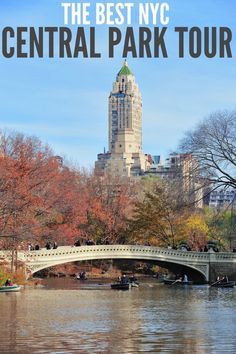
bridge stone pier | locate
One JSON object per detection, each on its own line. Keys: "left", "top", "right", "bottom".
{"left": 0, "top": 245, "right": 236, "bottom": 283}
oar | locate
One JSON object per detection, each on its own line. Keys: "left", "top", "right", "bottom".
{"left": 171, "top": 279, "right": 181, "bottom": 286}
{"left": 210, "top": 279, "right": 221, "bottom": 287}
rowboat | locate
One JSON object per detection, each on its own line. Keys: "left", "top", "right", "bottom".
{"left": 163, "top": 279, "right": 193, "bottom": 285}
{"left": 0, "top": 285, "right": 21, "bottom": 293}
{"left": 210, "top": 281, "right": 235, "bottom": 288}
{"left": 111, "top": 283, "right": 130, "bottom": 290}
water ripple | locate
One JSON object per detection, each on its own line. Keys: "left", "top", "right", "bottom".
{"left": 0, "top": 279, "right": 236, "bottom": 353}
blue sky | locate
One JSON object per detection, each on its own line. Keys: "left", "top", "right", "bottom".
{"left": 0, "top": 0, "right": 236, "bottom": 168}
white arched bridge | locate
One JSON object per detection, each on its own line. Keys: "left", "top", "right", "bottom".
{"left": 1, "top": 245, "right": 236, "bottom": 282}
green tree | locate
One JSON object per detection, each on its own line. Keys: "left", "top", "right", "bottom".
{"left": 204, "top": 207, "right": 236, "bottom": 250}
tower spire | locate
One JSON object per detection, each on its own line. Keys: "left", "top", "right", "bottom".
{"left": 118, "top": 60, "right": 133, "bottom": 76}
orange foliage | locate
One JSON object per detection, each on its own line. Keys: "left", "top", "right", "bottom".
{"left": 0, "top": 132, "right": 87, "bottom": 248}
{"left": 0, "top": 131, "right": 135, "bottom": 249}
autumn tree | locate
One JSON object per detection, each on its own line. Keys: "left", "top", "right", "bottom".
{"left": 0, "top": 130, "right": 140, "bottom": 250}
{"left": 35, "top": 166, "right": 88, "bottom": 246}
{"left": 180, "top": 111, "right": 236, "bottom": 195}
{"left": 0, "top": 131, "right": 87, "bottom": 248}
{"left": 80, "top": 173, "right": 137, "bottom": 244}
{"left": 181, "top": 213, "right": 209, "bottom": 250}
{"left": 129, "top": 179, "right": 187, "bottom": 247}
{"left": 0, "top": 132, "right": 53, "bottom": 246}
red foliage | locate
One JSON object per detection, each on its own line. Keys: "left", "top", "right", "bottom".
{"left": 0, "top": 131, "right": 136, "bottom": 249}
{"left": 0, "top": 132, "right": 87, "bottom": 248}
{"left": 81, "top": 173, "right": 136, "bottom": 243}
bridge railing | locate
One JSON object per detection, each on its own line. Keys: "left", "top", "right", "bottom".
{"left": 16, "top": 245, "right": 213, "bottom": 262}
{"left": 1, "top": 245, "right": 236, "bottom": 262}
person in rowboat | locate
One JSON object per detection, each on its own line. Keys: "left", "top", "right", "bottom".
{"left": 221, "top": 275, "right": 228, "bottom": 283}
{"left": 121, "top": 274, "right": 129, "bottom": 284}
{"left": 4, "top": 279, "right": 13, "bottom": 286}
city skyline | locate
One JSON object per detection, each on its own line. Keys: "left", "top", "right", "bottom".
{"left": 0, "top": 0, "right": 236, "bottom": 168}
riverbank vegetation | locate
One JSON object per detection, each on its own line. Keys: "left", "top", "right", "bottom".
{"left": 0, "top": 267, "right": 26, "bottom": 286}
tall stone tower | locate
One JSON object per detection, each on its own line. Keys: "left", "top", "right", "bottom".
{"left": 109, "top": 60, "right": 142, "bottom": 155}
{"left": 96, "top": 61, "right": 148, "bottom": 177}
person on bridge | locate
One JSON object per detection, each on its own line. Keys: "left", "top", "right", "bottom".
{"left": 45, "top": 242, "right": 52, "bottom": 250}
{"left": 86, "top": 239, "right": 95, "bottom": 245}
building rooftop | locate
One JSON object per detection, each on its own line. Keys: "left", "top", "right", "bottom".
{"left": 118, "top": 60, "right": 133, "bottom": 76}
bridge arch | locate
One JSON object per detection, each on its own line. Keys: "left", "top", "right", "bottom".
{"left": 22, "top": 245, "right": 210, "bottom": 282}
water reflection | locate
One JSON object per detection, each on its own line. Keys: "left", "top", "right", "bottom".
{"left": 0, "top": 279, "right": 236, "bottom": 353}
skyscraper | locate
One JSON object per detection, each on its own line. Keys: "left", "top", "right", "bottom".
{"left": 96, "top": 61, "right": 149, "bottom": 176}
{"left": 109, "top": 59, "right": 142, "bottom": 154}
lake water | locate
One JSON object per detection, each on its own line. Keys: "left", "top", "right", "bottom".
{"left": 0, "top": 278, "right": 236, "bottom": 353}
